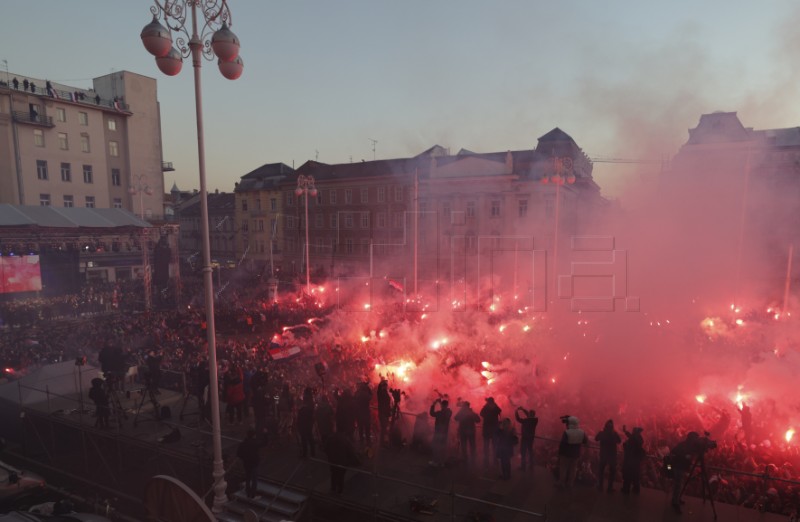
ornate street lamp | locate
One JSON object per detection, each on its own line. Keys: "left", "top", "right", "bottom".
{"left": 295, "top": 175, "right": 318, "bottom": 295}
{"left": 141, "top": 0, "right": 243, "bottom": 513}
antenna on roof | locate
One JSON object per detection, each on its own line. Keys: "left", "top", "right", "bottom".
{"left": 315, "top": 150, "right": 319, "bottom": 161}
{"left": 368, "top": 138, "right": 378, "bottom": 161}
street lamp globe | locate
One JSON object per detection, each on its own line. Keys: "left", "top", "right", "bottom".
{"left": 157, "top": 47, "right": 183, "bottom": 76}
{"left": 218, "top": 55, "right": 244, "bottom": 80}
{"left": 309, "top": 188, "right": 318, "bottom": 197}
{"left": 295, "top": 187, "right": 304, "bottom": 197}
{"left": 140, "top": 17, "right": 173, "bottom": 57}
{"left": 211, "top": 22, "right": 240, "bottom": 62}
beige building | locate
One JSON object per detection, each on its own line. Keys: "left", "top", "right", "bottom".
{"left": 0, "top": 71, "right": 170, "bottom": 220}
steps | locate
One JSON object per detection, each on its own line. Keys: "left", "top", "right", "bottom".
{"left": 217, "top": 480, "right": 307, "bottom": 522}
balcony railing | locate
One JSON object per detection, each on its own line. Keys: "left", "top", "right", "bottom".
{"left": 12, "top": 111, "right": 54, "bottom": 127}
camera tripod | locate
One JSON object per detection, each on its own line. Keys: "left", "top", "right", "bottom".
{"left": 679, "top": 453, "right": 718, "bottom": 520}
{"left": 133, "top": 386, "right": 162, "bottom": 427}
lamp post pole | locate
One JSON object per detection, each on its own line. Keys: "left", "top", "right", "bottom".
{"left": 141, "top": 0, "right": 243, "bottom": 513}
{"left": 295, "top": 174, "right": 317, "bottom": 294}
{"left": 129, "top": 174, "right": 154, "bottom": 310}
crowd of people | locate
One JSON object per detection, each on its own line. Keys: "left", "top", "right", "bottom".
{"left": 1, "top": 275, "right": 799, "bottom": 517}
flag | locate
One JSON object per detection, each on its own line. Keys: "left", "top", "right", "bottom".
{"left": 69, "top": 92, "right": 78, "bottom": 103}
{"left": 268, "top": 345, "right": 302, "bottom": 361}
{"left": 48, "top": 87, "right": 59, "bottom": 99}
{"left": 388, "top": 279, "right": 404, "bottom": 292}
{"left": 113, "top": 100, "right": 123, "bottom": 112}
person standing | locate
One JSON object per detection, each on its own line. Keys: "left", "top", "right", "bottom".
{"left": 429, "top": 398, "right": 452, "bottom": 467}
{"left": 377, "top": 380, "right": 391, "bottom": 447}
{"left": 297, "top": 389, "right": 316, "bottom": 458}
{"left": 515, "top": 407, "right": 538, "bottom": 471}
{"left": 354, "top": 381, "right": 373, "bottom": 445}
{"left": 480, "top": 397, "right": 502, "bottom": 470}
{"left": 88, "top": 378, "right": 110, "bottom": 429}
{"left": 315, "top": 395, "right": 335, "bottom": 443}
{"left": 224, "top": 364, "right": 245, "bottom": 425}
{"left": 325, "top": 431, "right": 361, "bottom": 495}
{"left": 558, "top": 416, "right": 588, "bottom": 489}
{"left": 669, "top": 431, "right": 700, "bottom": 514}
{"left": 237, "top": 428, "right": 261, "bottom": 499}
{"left": 454, "top": 401, "right": 480, "bottom": 466}
{"left": 595, "top": 419, "right": 622, "bottom": 492}
{"left": 621, "top": 425, "right": 645, "bottom": 495}
{"left": 496, "top": 418, "right": 518, "bottom": 480}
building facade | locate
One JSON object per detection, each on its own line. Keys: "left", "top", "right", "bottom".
{"left": 280, "top": 129, "right": 603, "bottom": 301}
{"left": 0, "top": 71, "right": 170, "bottom": 220}
{"left": 178, "top": 191, "right": 236, "bottom": 270}
{"left": 233, "top": 163, "right": 293, "bottom": 275}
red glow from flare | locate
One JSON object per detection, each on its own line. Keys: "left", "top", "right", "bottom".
{"left": 786, "top": 429, "right": 795, "bottom": 443}
{"left": 695, "top": 394, "right": 706, "bottom": 404}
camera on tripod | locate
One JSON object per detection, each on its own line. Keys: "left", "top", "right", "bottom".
{"left": 693, "top": 431, "right": 718, "bottom": 454}
{"left": 560, "top": 415, "right": 572, "bottom": 425}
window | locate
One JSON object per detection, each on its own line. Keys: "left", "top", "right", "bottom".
{"left": 466, "top": 201, "right": 476, "bottom": 218}
{"left": 286, "top": 216, "right": 296, "bottom": 229}
{"left": 285, "top": 191, "right": 294, "bottom": 206}
{"left": 360, "top": 213, "right": 369, "bottom": 229}
{"left": 377, "top": 213, "right": 386, "bottom": 228}
{"left": 58, "top": 132, "right": 69, "bottom": 150}
{"left": 63, "top": 195, "right": 74, "bottom": 207}
{"left": 361, "top": 238, "right": 370, "bottom": 254}
{"left": 255, "top": 198, "right": 262, "bottom": 211}
{"left": 83, "top": 165, "right": 93, "bottom": 184}
{"left": 257, "top": 219, "right": 264, "bottom": 232}
{"left": 56, "top": 108, "right": 66, "bottom": 122}
{"left": 345, "top": 189, "right": 352, "bottom": 204}
{"left": 85, "top": 196, "right": 95, "bottom": 208}
{"left": 443, "top": 202, "right": 451, "bottom": 222}
{"left": 329, "top": 189, "right": 337, "bottom": 204}
{"left": 518, "top": 199, "right": 528, "bottom": 218}
{"left": 394, "top": 186, "right": 403, "bottom": 202}
{"left": 107, "top": 118, "right": 117, "bottom": 131}
{"left": 377, "top": 187, "right": 386, "bottom": 203}
{"left": 40, "top": 193, "right": 51, "bottom": 206}
{"left": 78, "top": 112, "right": 88, "bottom": 125}
{"left": 241, "top": 220, "right": 249, "bottom": 232}
{"left": 112, "top": 197, "right": 122, "bottom": 209}
{"left": 36, "top": 160, "right": 48, "bottom": 180}
{"left": 270, "top": 197, "right": 277, "bottom": 211}
{"left": 33, "top": 129, "right": 44, "bottom": 147}
{"left": 316, "top": 192, "right": 322, "bottom": 205}
{"left": 111, "top": 168, "right": 121, "bottom": 186}
{"left": 344, "top": 213, "right": 354, "bottom": 228}
{"left": 544, "top": 196, "right": 555, "bottom": 219}
{"left": 80, "top": 135, "right": 90, "bottom": 153}
{"left": 345, "top": 238, "right": 354, "bottom": 254}
{"left": 393, "top": 212, "right": 403, "bottom": 228}
{"left": 330, "top": 214, "right": 338, "bottom": 229}
{"left": 360, "top": 188, "right": 368, "bottom": 203}
{"left": 241, "top": 198, "right": 248, "bottom": 211}
{"left": 491, "top": 200, "right": 501, "bottom": 217}
{"left": 108, "top": 141, "right": 119, "bottom": 157}
{"left": 60, "top": 162, "right": 71, "bottom": 182}
{"left": 315, "top": 214, "right": 324, "bottom": 229}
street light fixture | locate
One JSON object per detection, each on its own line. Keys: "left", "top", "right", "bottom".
{"left": 295, "top": 175, "right": 318, "bottom": 295}
{"left": 141, "top": 0, "right": 242, "bottom": 513}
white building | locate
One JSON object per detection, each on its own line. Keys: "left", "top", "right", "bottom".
{"left": 0, "top": 70, "right": 171, "bottom": 220}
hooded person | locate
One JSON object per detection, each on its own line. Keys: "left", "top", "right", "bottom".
{"left": 621, "top": 425, "right": 645, "bottom": 495}
{"left": 558, "top": 416, "right": 588, "bottom": 489}
{"left": 480, "top": 397, "right": 502, "bottom": 469}
{"left": 595, "top": 419, "right": 622, "bottom": 492}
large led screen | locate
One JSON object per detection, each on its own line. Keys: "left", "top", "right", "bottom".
{"left": 0, "top": 255, "right": 43, "bottom": 294}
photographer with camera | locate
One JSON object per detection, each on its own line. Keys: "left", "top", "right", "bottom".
{"left": 558, "top": 415, "right": 588, "bottom": 489}
{"left": 514, "top": 407, "right": 538, "bottom": 472}
{"left": 668, "top": 431, "right": 699, "bottom": 513}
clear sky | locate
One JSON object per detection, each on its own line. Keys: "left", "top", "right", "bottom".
{"left": 3, "top": 1, "right": 799, "bottom": 199}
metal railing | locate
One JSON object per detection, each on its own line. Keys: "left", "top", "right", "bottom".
{"left": 12, "top": 110, "right": 54, "bottom": 127}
